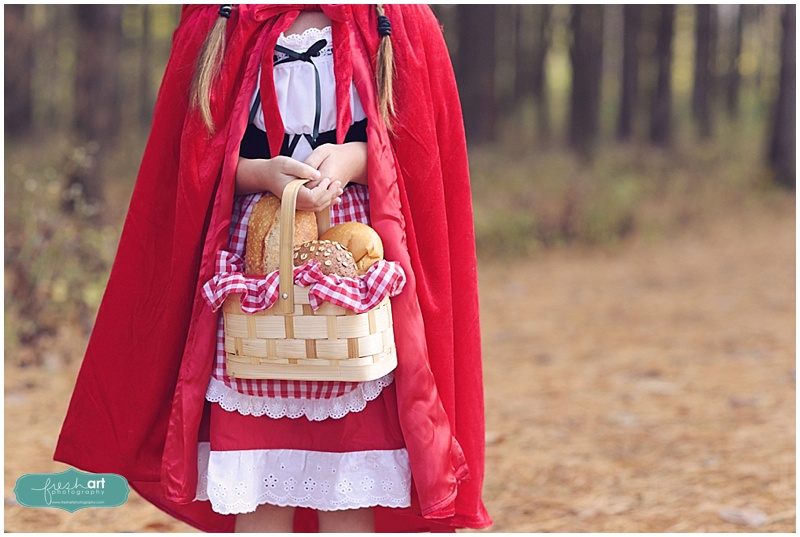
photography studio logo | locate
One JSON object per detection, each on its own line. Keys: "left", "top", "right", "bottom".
{"left": 14, "top": 468, "right": 130, "bottom": 512}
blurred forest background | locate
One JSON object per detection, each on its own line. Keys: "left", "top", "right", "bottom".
{"left": 4, "top": 4, "right": 796, "bottom": 533}
{"left": 4, "top": 4, "right": 795, "bottom": 348}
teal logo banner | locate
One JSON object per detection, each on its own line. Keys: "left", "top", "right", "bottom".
{"left": 14, "top": 468, "right": 130, "bottom": 512}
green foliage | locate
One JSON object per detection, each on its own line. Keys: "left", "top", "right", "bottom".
{"left": 469, "top": 111, "right": 792, "bottom": 260}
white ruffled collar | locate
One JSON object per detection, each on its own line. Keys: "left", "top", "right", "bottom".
{"left": 278, "top": 26, "right": 333, "bottom": 54}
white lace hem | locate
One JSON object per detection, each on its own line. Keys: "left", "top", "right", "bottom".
{"left": 195, "top": 443, "right": 411, "bottom": 514}
{"left": 205, "top": 374, "right": 394, "bottom": 421}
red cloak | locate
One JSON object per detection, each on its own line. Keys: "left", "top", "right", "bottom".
{"left": 54, "top": 5, "right": 490, "bottom": 532}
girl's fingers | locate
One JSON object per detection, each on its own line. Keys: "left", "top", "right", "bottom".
{"left": 327, "top": 180, "right": 342, "bottom": 194}
{"left": 295, "top": 179, "right": 339, "bottom": 212}
{"left": 309, "top": 178, "right": 332, "bottom": 196}
{"left": 281, "top": 157, "right": 321, "bottom": 181}
{"left": 307, "top": 179, "right": 339, "bottom": 201}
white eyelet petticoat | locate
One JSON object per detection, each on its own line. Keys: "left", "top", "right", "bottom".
{"left": 196, "top": 443, "right": 411, "bottom": 514}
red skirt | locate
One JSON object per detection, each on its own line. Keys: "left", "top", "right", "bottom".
{"left": 196, "top": 381, "right": 412, "bottom": 514}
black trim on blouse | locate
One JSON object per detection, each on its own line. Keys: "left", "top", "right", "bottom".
{"left": 239, "top": 119, "right": 368, "bottom": 160}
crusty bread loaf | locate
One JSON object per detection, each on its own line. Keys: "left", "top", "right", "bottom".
{"left": 293, "top": 240, "right": 359, "bottom": 278}
{"left": 318, "top": 222, "right": 384, "bottom": 275}
{"left": 245, "top": 194, "right": 318, "bottom": 275}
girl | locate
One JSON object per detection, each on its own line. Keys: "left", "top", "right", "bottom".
{"left": 56, "top": 5, "right": 490, "bottom": 533}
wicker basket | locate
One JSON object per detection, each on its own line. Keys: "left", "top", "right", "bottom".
{"left": 222, "top": 179, "right": 398, "bottom": 381}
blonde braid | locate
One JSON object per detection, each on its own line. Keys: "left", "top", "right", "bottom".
{"left": 375, "top": 4, "right": 395, "bottom": 129}
{"left": 190, "top": 6, "right": 232, "bottom": 132}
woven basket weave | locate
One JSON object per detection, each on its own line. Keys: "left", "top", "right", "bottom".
{"left": 222, "top": 179, "right": 398, "bottom": 381}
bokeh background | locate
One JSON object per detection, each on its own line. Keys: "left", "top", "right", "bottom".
{"left": 5, "top": 4, "right": 795, "bottom": 532}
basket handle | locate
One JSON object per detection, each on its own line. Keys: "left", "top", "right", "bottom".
{"left": 279, "top": 179, "right": 333, "bottom": 313}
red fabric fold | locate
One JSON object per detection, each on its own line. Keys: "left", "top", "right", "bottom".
{"left": 54, "top": 5, "right": 490, "bottom": 532}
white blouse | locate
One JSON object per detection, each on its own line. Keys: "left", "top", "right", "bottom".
{"left": 250, "top": 26, "right": 367, "bottom": 162}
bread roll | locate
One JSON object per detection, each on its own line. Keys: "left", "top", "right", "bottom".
{"left": 245, "top": 194, "right": 318, "bottom": 275}
{"left": 318, "top": 222, "right": 384, "bottom": 275}
{"left": 293, "top": 240, "right": 359, "bottom": 278}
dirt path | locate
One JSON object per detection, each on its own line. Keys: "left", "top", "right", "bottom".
{"left": 5, "top": 206, "right": 795, "bottom": 532}
{"left": 478, "top": 207, "right": 795, "bottom": 532}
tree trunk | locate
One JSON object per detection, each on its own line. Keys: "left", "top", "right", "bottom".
{"left": 532, "top": 5, "right": 552, "bottom": 145}
{"left": 724, "top": 5, "right": 744, "bottom": 118}
{"left": 692, "top": 5, "right": 716, "bottom": 138}
{"left": 4, "top": 5, "right": 33, "bottom": 137}
{"left": 513, "top": 5, "right": 551, "bottom": 144}
{"left": 513, "top": 4, "right": 531, "bottom": 103}
{"left": 749, "top": 5, "right": 766, "bottom": 94}
{"left": 455, "top": 5, "right": 497, "bottom": 145}
{"left": 495, "top": 5, "right": 517, "bottom": 116}
{"left": 69, "top": 4, "right": 124, "bottom": 215}
{"left": 649, "top": 5, "right": 674, "bottom": 147}
{"left": 30, "top": 5, "right": 73, "bottom": 132}
{"left": 768, "top": 4, "right": 795, "bottom": 189}
{"left": 568, "top": 5, "right": 604, "bottom": 160}
{"left": 139, "top": 5, "right": 153, "bottom": 127}
{"left": 618, "top": 4, "right": 642, "bottom": 141}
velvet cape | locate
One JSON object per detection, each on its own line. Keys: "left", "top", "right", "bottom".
{"left": 54, "top": 4, "right": 490, "bottom": 532}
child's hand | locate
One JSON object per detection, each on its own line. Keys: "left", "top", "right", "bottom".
{"left": 295, "top": 177, "right": 343, "bottom": 212}
{"left": 235, "top": 156, "right": 321, "bottom": 196}
{"left": 304, "top": 142, "right": 368, "bottom": 190}
{"left": 235, "top": 155, "right": 344, "bottom": 212}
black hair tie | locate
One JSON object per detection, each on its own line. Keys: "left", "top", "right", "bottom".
{"left": 377, "top": 15, "right": 392, "bottom": 37}
{"left": 218, "top": 5, "right": 233, "bottom": 19}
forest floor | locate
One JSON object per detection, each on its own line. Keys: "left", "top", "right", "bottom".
{"left": 4, "top": 194, "right": 795, "bottom": 533}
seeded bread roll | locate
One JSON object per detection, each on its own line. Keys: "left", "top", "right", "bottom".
{"left": 245, "top": 194, "right": 318, "bottom": 275}
{"left": 319, "top": 222, "right": 384, "bottom": 275}
{"left": 293, "top": 240, "right": 359, "bottom": 278}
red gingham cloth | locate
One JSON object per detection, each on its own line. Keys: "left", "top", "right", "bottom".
{"left": 208, "top": 185, "right": 404, "bottom": 399}
{"left": 203, "top": 254, "right": 404, "bottom": 314}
